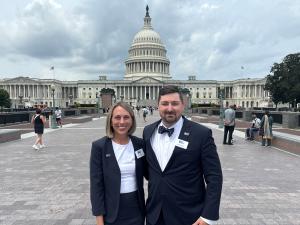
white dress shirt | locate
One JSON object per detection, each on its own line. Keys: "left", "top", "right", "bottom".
{"left": 112, "top": 139, "right": 137, "bottom": 193}
{"left": 150, "top": 117, "right": 216, "bottom": 225}
{"left": 150, "top": 117, "right": 183, "bottom": 171}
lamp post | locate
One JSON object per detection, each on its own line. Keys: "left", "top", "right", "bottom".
{"left": 50, "top": 84, "right": 58, "bottom": 129}
{"left": 96, "top": 92, "right": 100, "bottom": 114}
{"left": 120, "top": 95, "right": 124, "bottom": 102}
{"left": 218, "top": 84, "right": 225, "bottom": 128}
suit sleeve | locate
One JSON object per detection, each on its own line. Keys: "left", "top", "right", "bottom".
{"left": 200, "top": 129, "right": 223, "bottom": 220}
{"left": 142, "top": 138, "right": 149, "bottom": 181}
{"left": 90, "top": 141, "right": 106, "bottom": 216}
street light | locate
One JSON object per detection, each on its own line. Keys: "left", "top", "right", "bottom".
{"left": 120, "top": 95, "right": 124, "bottom": 102}
{"left": 96, "top": 92, "right": 100, "bottom": 114}
{"left": 50, "top": 84, "right": 58, "bottom": 129}
{"left": 218, "top": 84, "right": 225, "bottom": 128}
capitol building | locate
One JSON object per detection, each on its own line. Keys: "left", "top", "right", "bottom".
{"left": 0, "top": 6, "right": 270, "bottom": 109}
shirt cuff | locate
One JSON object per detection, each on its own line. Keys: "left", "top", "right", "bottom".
{"left": 200, "top": 217, "right": 217, "bottom": 225}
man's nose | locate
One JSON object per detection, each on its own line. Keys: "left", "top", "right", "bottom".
{"left": 167, "top": 104, "right": 173, "bottom": 111}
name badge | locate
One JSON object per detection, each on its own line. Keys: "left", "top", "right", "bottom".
{"left": 175, "top": 139, "right": 189, "bottom": 149}
{"left": 135, "top": 149, "right": 145, "bottom": 159}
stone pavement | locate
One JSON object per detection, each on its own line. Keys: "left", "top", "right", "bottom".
{"left": 0, "top": 111, "right": 299, "bottom": 225}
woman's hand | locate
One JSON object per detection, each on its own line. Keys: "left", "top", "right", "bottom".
{"left": 96, "top": 215, "right": 104, "bottom": 225}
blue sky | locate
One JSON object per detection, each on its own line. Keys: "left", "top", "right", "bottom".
{"left": 1, "top": 0, "right": 300, "bottom": 81}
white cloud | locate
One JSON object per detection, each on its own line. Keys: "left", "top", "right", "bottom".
{"left": 0, "top": 0, "right": 300, "bottom": 81}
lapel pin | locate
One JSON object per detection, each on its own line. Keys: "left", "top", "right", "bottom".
{"left": 184, "top": 132, "right": 190, "bottom": 136}
{"left": 105, "top": 154, "right": 111, "bottom": 158}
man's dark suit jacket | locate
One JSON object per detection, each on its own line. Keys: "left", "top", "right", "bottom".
{"left": 90, "top": 135, "right": 146, "bottom": 223}
{"left": 143, "top": 117, "right": 223, "bottom": 225}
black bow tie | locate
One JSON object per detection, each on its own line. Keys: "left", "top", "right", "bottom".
{"left": 158, "top": 125, "right": 174, "bottom": 137}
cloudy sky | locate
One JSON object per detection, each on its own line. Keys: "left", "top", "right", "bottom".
{"left": 1, "top": 0, "right": 300, "bottom": 81}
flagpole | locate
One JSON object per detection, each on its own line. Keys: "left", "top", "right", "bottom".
{"left": 50, "top": 66, "right": 55, "bottom": 80}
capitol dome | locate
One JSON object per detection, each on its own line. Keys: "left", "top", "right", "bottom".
{"left": 132, "top": 29, "right": 162, "bottom": 45}
{"left": 124, "top": 5, "right": 171, "bottom": 81}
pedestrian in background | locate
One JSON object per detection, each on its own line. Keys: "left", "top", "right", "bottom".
{"left": 223, "top": 105, "right": 236, "bottom": 145}
{"left": 142, "top": 106, "right": 148, "bottom": 122}
{"left": 260, "top": 111, "right": 273, "bottom": 147}
{"left": 245, "top": 113, "right": 261, "bottom": 140}
{"left": 90, "top": 102, "right": 147, "bottom": 225}
{"left": 55, "top": 107, "right": 62, "bottom": 127}
{"left": 31, "top": 108, "right": 46, "bottom": 150}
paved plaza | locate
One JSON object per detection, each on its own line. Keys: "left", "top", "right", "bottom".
{"left": 0, "top": 112, "right": 300, "bottom": 225}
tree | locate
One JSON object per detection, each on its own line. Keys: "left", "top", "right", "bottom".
{"left": 100, "top": 88, "right": 115, "bottom": 96}
{"left": 0, "top": 89, "right": 11, "bottom": 109}
{"left": 265, "top": 53, "right": 300, "bottom": 108}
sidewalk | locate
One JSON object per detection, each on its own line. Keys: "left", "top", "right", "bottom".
{"left": 0, "top": 111, "right": 299, "bottom": 225}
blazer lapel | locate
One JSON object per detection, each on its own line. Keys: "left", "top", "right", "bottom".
{"left": 104, "top": 138, "right": 121, "bottom": 175}
{"left": 131, "top": 137, "right": 143, "bottom": 180}
{"left": 145, "top": 120, "right": 163, "bottom": 173}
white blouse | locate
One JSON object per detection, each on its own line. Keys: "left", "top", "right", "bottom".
{"left": 112, "top": 139, "right": 137, "bottom": 193}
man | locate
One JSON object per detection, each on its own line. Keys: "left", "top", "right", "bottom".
{"left": 142, "top": 106, "right": 148, "bottom": 122}
{"left": 223, "top": 105, "right": 235, "bottom": 145}
{"left": 54, "top": 107, "right": 62, "bottom": 127}
{"left": 245, "top": 113, "right": 261, "bottom": 140}
{"left": 143, "top": 85, "right": 223, "bottom": 225}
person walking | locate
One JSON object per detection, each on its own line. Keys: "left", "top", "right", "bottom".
{"left": 143, "top": 85, "right": 222, "bottom": 225}
{"left": 260, "top": 110, "right": 273, "bottom": 147}
{"left": 223, "top": 105, "right": 236, "bottom": 145}
{"left": 142, "top": 106, "right": 148, "bottom": 122}
{"left": 31, "top": 108, "right": 46, "bottom": 150}
{"left": 90, "top": 102, "right": 147, "bottom": 225}
{"left": 54, "top": 107, "right": 62, "bottom": 127}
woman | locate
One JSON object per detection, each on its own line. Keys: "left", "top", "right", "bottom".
{"left": 260, "top": 110, "right": 273, "bottom": 146}
{"left": 90, "top": 102, "right": 147, "bottom": 225}
{"left": 31, "top": 108, "right": 46, "bottom": 150}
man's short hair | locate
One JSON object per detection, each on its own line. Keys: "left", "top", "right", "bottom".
{"left": 105, "top": 102, "right": 136, "bottom": 138}
{"left": 158, "top": 85, "right": 183, "bottom": 103}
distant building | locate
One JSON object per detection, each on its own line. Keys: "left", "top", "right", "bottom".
{"left": 0, "top": 6, "right": 271, "bottom": 108}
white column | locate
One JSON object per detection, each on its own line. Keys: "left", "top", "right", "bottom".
{"left": 135, "top": 86, "right": 138, "bottom": 99}
{"left": 144, "top": 86, "right": 146, "bottom": 99}
{"left": 124, "top": 86, "right": 127, "bottom": 99}
{"left": 140, "top": 86, "right": 142, "bottom": 100}
{"left": 131, "top": 86, "right": 134, "bottom": 99}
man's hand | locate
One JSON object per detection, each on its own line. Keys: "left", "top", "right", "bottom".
{"left": 192, "top": 218, "right": 209, "bottom": 225}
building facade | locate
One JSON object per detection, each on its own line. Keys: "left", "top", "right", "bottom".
{"left": 0, "top": 6, "right": 271, "bottom": 109}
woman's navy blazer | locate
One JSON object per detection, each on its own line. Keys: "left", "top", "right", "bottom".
{"left": 90, "top": 135, "right": 146, "bottom": 223}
